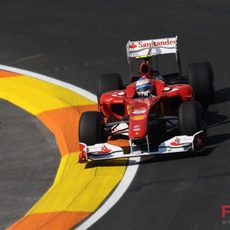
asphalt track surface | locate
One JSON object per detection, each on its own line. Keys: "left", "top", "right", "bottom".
{"left": 0, "top": 0, "right": 229, "bottom": 229}
{"left": 0, "top": 100, "right": 60, "bottom": 228}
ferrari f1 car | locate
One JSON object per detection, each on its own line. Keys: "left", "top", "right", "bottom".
{"left": 78, "top": 36, "right": 215, "bottom": 162}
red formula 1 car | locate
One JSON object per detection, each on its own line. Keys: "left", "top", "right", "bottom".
{"left": 79, "top": 36, "right": 215, "bottom": 162}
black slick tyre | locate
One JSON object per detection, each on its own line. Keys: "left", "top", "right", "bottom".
{"left": 187, "top": 62, "right": 215, "bottom": 106}
{"left": 179, "top": 101, "right": 206, "bottom": 136}
{"left": 97, "top": 73, "right": 123, "bottom": 103}
{"left": 79, "top": 111, "right": 107, "bottom": 145}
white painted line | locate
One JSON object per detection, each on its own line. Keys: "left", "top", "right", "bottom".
{"left": 0, "top": 64, "right": 140, "bottom": 229}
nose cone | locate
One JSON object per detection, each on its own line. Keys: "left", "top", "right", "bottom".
{"left": 128, "top": 97, "right": 159, "bottom": 139}
{"left": 128, "top": 100, "right": 149, "bottom": 139}
{"left": 129, "top": 117, "right": 147, "bottom": 139}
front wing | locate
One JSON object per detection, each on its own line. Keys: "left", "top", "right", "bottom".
{"left": 79, "top": 131, "right": 205, "bottom": 162}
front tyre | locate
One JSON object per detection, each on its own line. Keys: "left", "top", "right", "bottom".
{"left": 79, "top": 111, "right": 107, "bottom": 145}
{"left": 179, "top": 101, "right": 206, "bottom": 136}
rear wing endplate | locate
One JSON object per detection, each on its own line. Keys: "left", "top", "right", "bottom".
{"left": 126, "top": 36, "right": 178, "bottom": 63}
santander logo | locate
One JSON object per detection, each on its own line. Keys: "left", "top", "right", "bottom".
{"left": 100, "top": 145, "right": 112, "bottom": 153}
{"left": 170, "top": 137, "right": 183, "bottom": 147}
{"left": 129, "top": 39, "right": 176, "bottom": 49}
{"left": 129, "top": 43, "right": 137, "bottom": 49}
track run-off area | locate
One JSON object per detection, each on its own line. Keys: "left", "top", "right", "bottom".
{"left": 0, "top": 65, "right": 138, "bottom": 230}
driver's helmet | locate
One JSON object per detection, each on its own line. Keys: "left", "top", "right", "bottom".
{"left": 136, "top": 77, "right": 152, "bottom": 97}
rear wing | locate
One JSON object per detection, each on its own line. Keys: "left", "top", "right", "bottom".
{"left": 126, "top": 36, "right": 178, "bottom": 63}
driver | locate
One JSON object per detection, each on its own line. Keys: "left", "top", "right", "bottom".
{"left": 135, "top": 77, "right": 155, "bottom": 97}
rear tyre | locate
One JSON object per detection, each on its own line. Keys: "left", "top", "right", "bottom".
{"left": 187, "top": 62, "right": 215, "bottom": 106}
{"left": 97, "top": 73, "right": 123, "bottom": 102}
{"left": 179, "top": 101, "right": 206, "bottom": 136}
{"left": 79, "top": 111, "right": 107, "bottom": 145}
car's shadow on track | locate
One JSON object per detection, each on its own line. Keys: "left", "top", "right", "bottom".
{"left": 85, "top": 158, "right": 129, "bottom": 168}
{"left": 206, "top": 110, "right": 229, "bottom": 127}
{"left": 212, "top": 87, "right": 230, "bottom": 105}
{"left": 205, "top": 86, "right": 230, "bottom": 126}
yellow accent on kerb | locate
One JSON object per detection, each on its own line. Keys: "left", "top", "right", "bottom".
{"left": 0, "top": 76, "right": 94, "bottom": 115}
{"left": 26, "top": 152, "right": 126, "bottom": 213}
